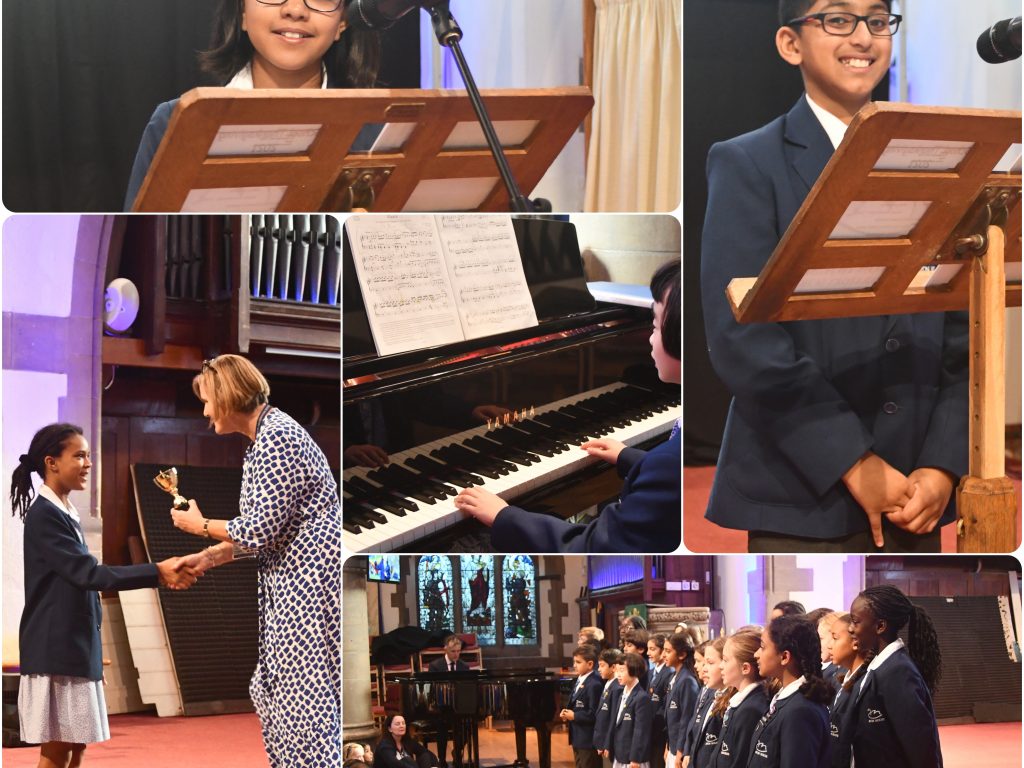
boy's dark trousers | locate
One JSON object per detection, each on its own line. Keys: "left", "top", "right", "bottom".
{"left": 574, "top": 747, "right": 602, "bottom": 768}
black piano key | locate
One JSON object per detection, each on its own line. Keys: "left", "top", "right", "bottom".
{"left": 343, "top": 478, "right": 413, "bottom": 515}
{"left": 440, "top": 443, "right": 518, "bottom": 476}
{"left": 406, "top": 454, "right": 485, "bottom": 487}
{"left": 464, "top": 435, "right": 541, "bottom": 465}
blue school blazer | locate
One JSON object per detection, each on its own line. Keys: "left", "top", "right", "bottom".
{"left": 19, "top": 496, "right": 159, "bottom": 681}
{"left": 850, "top": 650, "right": 942, "bottom": 768}
{"left": 567, "top": 672, "right": 606, "bottom": 750}
{"left": 828, "top": 683, "right": 857, "bottom": 768}
{"left": 744, "top": 689, "right": 830, "bottom": 768}
{"left": 605, "top": 685, "right": 654, "bottom": 765}
{"left": 682, "top": 687, "right": 715, "bottom": 758}
{"left": 649, "top": 664, "right": 674, "bottom": 722}
{"left": 691, "top": 707, "right": 725, "bottom": 768}
{"left": 490, "top": 431, "right": 681, "bottom": 553}
{"left": 709, "top": 685, "right": 769, "bottom": 768}
{"left": 595, "top": 679, "right": 622, "bottom": 752}
{"left": 700, "top": 96, "right": 968, "bottom": 539}
{"left": 665, "top": 668, "right": 700, "bottom": 755}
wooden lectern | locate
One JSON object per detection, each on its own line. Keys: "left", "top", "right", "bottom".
{"left": 726, "top": 102, "right": 1022, "bottom": 552}
{"left": 131, "top": 87, "right": 593, "bottom": 213}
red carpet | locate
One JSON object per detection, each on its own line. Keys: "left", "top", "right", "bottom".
{"left": 684, "top": 466, "right": 1023, "bottom": 552}
{"left": 1, "top": 713, "right": 266, "bottom": 768}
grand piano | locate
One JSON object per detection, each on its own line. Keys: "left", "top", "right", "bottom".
{"left": 342, "top": 217, "right": 681, "bottom": 553}
{"left": 396, "top": 669, "right": 564, "bottom": 768}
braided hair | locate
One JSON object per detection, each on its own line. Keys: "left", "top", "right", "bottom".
{"left": 767, "top": 616, "right": 833, "bottom": 705}
{"left": 857, "top": 585, "right": 942, "bottom": 693}
{"left": 9, "top": 423, "right": 84, "bottom": 520}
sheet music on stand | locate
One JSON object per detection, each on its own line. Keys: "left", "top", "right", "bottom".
{"left": 346, "top": 214, "right": 539, "bottom": 356}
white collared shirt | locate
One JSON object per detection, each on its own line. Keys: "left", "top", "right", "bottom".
{"left": 226, "top": 62, "right": 329, "bottom": 90}
{"left": 858, "top": 638, "right": 905, "bottom": 693}
{"left": 805, "top": 94, "right": 850, "bottom": 150}
{"left": 617, "top": 681, "right": 636, "bottom": 721}
{"left": 726, "top": 681, "right": 760, "bottom": 710}
{"left": 768, "top": 675, "right": 806, "bottom": 713}
{"left": 575, "top": 670, "right": 592, "bottom": 693}
{"left": 37, "top": 484, "right": 84, "bottom": 543}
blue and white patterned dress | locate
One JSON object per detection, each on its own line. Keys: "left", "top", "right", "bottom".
{"left": 225, "top": 407, "right": 341, "bottom": 767}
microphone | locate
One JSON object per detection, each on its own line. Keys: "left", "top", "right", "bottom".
{"left": 977, "top": 17, "right": 1022, "bottom": 63}
{"left": 345, "top": 0, "right": 448, "bottom": 31}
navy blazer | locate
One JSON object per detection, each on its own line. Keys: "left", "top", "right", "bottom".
{"left": 665, "top": 668, "right": 700, "bottom": 754}
{"left": 490, "top": 431, "right": 681, "bottom": 553}
{"left": 828, "top": 683, "right": 857, "bottom": 768}
{"left": 567, "top": 672, "right": 606, "bottom": 750}
{"left": 700, "top": 96, "right": 967, "bottom": 539}
{"left": 682, "top": 687, "right": 716, "bottom": 758}
{"left": 594, "top": 678, "right": 621, "bottom": 752}
{"left": 604, "top": 684, "right": 654, "bottom": 764}
{"left": 850, "top": 650, "right": 942, "bottom": 768}
{"left": 744, "top": 689, "right": 830, "bottom": 768}
{"left": 691, "top": 706, "right": 725, "bottom": 768}
{"left": 709, "top": 685, "right": 769, "bottom": 768}
{"left": 20, "top": 496, "right": 159, "bottom": 680}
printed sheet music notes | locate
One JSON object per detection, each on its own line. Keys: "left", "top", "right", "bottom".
{"left": 347, "top": 214, "right": 539, "bottom": 356}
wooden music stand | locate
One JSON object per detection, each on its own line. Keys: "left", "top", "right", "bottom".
{"left": 131, "top": 87, "right": 593, "bottom": 213}
{"left": 725, "top": 102, "right": 1022, "bottom": 552}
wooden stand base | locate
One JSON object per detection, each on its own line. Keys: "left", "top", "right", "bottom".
{"left": 956, "top": 475, "right": 1019, "bottom": 552}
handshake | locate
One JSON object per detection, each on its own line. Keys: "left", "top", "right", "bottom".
{"left": 155, "top": 549, "right": 218, "bottom": 591}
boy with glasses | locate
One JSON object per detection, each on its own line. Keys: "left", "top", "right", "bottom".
{"left": 700, "top": 0, "right": 968, "bottom": 553}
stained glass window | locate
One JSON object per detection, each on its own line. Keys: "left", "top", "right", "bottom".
{"left": 460, "top": 554, "right": 497, "bottom": 645}
{"left": 502, "top": 555, "right": 537, "bottom": 645}
{"left": 418, "top": 555, "right": 455, "bottom": 633}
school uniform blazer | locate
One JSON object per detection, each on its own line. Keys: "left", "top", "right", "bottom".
{"left": 828, "top": 685, "right": 856, "bottom": 768}
{"left": 665, "top": 668, "right": 700, "bottom": 754}
{"left": 595, "top": 679, "right": 621, "bottom": 751}
{"left": 691, "top": 707, "right": 725, "bottom": 768}
{"left": 568, "top": 672, "right": 606, "bottom": 750}
{"left": 682, "top": 687, "right": 715, "bottom": 758}
{"left": 489, "top": 431, "right": 681, "bottom": 553}
{"left": 427, "top": 656, "right": 470, "bottom": 673}
{"left": 605, "top": 685, "right": 654, "bottom": 765}
{"left": 700, "top": 96, "right": 968, "bottom": 539}
{"left": 649, "top": 665, "right": 674, "bottom": 725}
{"left": 709, "top": 685, "right": 769, "bottom": 768}
{"left": 744, "top": 690, "right": 830, "bottom": 768}
{"left": 851, "top": 651, "right": 942, "bottom": 768}
{"left": 20, "top": 496, "right": 159, "bottom": 681}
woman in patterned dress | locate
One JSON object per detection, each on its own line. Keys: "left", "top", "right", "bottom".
{"left": 169, "top": 354, "right": 341, "bottom": 767}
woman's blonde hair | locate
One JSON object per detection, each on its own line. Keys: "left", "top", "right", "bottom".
{"left": 192, "top": 354, "right": 270, "bottom": 419}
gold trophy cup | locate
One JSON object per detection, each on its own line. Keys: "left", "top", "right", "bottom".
{"left": 154, "top": 467, "right": 190, "bottom": 511}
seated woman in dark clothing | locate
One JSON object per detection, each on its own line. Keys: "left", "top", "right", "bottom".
{"left": 375, "top": 715, "right": 439, "bottom": 768}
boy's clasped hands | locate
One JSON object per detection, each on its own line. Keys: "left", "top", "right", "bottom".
{"left": 842, "top": 452, "right": 956, "bottom": 546}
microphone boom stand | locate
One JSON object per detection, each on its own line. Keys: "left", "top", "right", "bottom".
{"left": 426, "top": 2, "right": 552, "bottom": 213}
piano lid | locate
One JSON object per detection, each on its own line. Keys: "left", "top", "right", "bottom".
{"left": 343, "top": 217, "right": 650, "bottom": 401}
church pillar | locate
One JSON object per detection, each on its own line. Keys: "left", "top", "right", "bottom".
{"left": 343, "top": 557, "right": 378, "bottom": 742}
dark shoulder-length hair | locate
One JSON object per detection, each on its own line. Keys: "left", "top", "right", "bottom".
{"left": 199, "top": 0, "right": 381, "bottom": 87}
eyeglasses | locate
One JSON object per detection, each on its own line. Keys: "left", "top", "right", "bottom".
{"left": 787, "top": 12, "right": 902, "bottom": 37}
{"left": 255, "top": 0, "right": 343, "bottom": 14}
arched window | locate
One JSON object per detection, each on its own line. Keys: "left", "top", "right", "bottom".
{"left": 502, "top": 555, "right": 538, "bottom": 645}
{"left": 461, "top": 555, "right": 497, "bottom": 646}
{"left": 417, "top": 555, "right": 455, "bottom": 632}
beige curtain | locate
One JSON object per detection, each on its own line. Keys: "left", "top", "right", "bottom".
{"left": 584, "top": 0, "right": 681, "bottom": 212}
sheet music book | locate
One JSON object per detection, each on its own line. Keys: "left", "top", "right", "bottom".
{"left": 347, "top": 214, "right": 539, "bottom": 356}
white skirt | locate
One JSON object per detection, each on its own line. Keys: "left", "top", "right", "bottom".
{"left": 18, "top": 674, "right": 110, "bottom": 745}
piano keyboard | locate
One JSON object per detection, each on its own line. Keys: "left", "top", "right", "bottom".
{"left": 342, "top": 382, "right": 679, "bottom": 553}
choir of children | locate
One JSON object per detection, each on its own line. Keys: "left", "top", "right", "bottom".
{"left": 569, "top": 587, "right": 941, "bottom": 768}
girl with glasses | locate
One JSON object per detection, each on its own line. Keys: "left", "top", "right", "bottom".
{"left": 125, "top": 0, "right": 381, "bottom": 209}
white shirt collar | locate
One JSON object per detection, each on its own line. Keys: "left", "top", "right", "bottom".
{"left": 805, "top": 94, "right": 849, "bottom": 150}
{"left": 726, "top": 681, "right": 760, "bottom": 709}
{"left": 867, "top": 638, "right": 905, "bottom": 672}
{"left": 37, "top": 484, "right": 82, "bottom": 523}
{"left": 576, "top": 671, "right": 592, "bottom": 686}
{"left": 226, "top": 62, "right": 329, "bottom": 90}
{"left": 654, "top": 663, "right": 665, "bottom": 673}
{"left": 771, "top": 675, "right": 806, "bottom": 708}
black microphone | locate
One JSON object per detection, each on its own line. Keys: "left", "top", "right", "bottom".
{"left": 345, "top": 0, "right": 448, "bottom": 31}
{"left": 977, "top": 17, "right": 1022, "bottom": 63}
